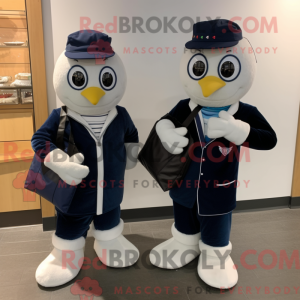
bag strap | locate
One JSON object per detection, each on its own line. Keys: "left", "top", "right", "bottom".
{"left": 55, "top": 106, "right": 67, "bottom": 150}
{"left": 66, "top": 127, "right": 78, "bottom": 156}
{"left": 55, "top": 106, "right": 79, "bottom": 155}
{"left": 182, "top": 104, "right": 202, "bottom": 127}
{"left": 41, "top": 106, "right": 78, "bottom": 175}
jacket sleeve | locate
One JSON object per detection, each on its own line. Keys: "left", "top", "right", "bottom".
{"left": 31, "top": 109, "right": 61, "bottom": 158}
{"left": 243, "top": 107, "right": 277, "bottom": 150}
{"left": 123, "top": 108, "right": 139, "bottom": 143}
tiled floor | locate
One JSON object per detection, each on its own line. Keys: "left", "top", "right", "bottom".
{"left": 0, "top": 208, "right": 299, "bottom": 300}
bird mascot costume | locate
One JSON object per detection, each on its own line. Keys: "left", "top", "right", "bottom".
{"left": 149, "top": 19, "right": 277, "bottom": 288}
{"left": 32, "top": 31, "right": 140, "bottom": 287}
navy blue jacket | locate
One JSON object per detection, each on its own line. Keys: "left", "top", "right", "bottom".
{"left": 31, "top": 105, "right": 138, "bottom": 216}
{"left": 168, "top": 99, "right": 277, "bottom": 215}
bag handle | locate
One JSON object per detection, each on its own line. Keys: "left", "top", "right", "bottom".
{"left": 182, "top": 104, "right": 202, "bottom": 127}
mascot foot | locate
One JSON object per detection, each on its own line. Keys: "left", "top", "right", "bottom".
{"left": 149, "top": 223, "right": 200, "bottom": 269}
{"left": 93, "top": 219, "right": 139, "bottom": 268}
{"left": 198, "top": 240, "right": 238, "bottom": 289}
{"left": 36, "top": 234, "right": 85, "bottom": 287}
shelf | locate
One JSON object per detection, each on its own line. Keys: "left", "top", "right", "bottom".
{"left": 0, "top": 103, "right": 33, "bottom": 110}
{"left": 0, "top": 151, "right": 33, "bottom": 163}
{"left": 0, "top": 0, "right": 49, "bottom": 217}
{"left": 0, "top": 45, "right": 28, "bottom": 48}
{"left": 0, "top": 86, "right": 32, "bottom": 89}
{"left": 0, "top": 141, "right": 34, "bottom": 164}
{"left": 0, "top": 10, "right": 26, "bottom": 16}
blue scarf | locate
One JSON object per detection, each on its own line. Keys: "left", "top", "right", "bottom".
{"left": 201, "top": 106, "right": 230, "bottom": 142}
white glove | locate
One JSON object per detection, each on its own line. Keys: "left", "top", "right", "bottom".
{"left": 207, "top": 110, "right": 250, "bottom": 145}
{"left": 44, "top": 149, "right": 89, "bottom": 185}
{"left": 156, "top": 119, "right": 189, "bottom": 154}
{"left": 125, "top": 143, "right": 140, "bottom": 170}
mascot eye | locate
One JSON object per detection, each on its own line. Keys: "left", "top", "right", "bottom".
{"left": 187, "top": 54, "right": 208, "bottom": 80}
{"left": 67, "top": 66, "right": 88, "bottom": 90}
{"left": 218, "top": 55, "right": 241, "bottom": 82}
{"left": 102, "top": 73, "right": 113, "bottom": 87}
{"left": 99, "top": 67, "right": 117, "bottom": 91}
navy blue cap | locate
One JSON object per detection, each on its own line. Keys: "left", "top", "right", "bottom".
{"left": 65, "top": 30, "right": 115, "bottom": 59}
{"left": 185, "top": 19, "right": 243, "bottom": 49}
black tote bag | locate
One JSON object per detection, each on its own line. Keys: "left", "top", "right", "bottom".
{"left": 138, "top": 105, "right": 201, "bottom": 192}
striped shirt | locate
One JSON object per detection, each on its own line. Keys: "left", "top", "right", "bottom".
{"left": 81, "top": 112, "right": 109, "bottom": 139}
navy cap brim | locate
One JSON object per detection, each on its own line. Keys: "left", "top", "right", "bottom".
{"left": 185, "top": 40, "right": 239, "bottom": 49}
{"left": 65, "top": 51, "right": 115, "bottom": 59}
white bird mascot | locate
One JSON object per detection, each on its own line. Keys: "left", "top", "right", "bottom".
{"left": 31, "top": 30, "right": 140, "bottom": 287}
{"left": 149, "top": 19, "right": 277, "bottom": 289}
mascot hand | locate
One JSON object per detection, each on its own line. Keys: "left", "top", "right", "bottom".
{"left": 125, "top": 143, "right": 140, "bottom": 170}
{"left": 207, "top": 111, "right": 250, "bottom": 145}
{"left": 44, "top": 149, "right": 89, "bottom": 185}
{"left": 156, "top": 119, "right": 189, "bottom": 154}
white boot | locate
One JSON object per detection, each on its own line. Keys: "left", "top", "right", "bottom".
{"left": 36, "top": 234, "right": 85, "bottom": 287}
{"left": 198, "top": 240, "right": 238, "bottom": 289}
{"left": 92, "top": 219, "right": 139, "bottom": 268}
{"left": 149, "top": 223, "right": 200, "bottom": 269}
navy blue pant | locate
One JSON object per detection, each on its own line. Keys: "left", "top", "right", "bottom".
{"left": 55, "top": 206, "right": 121, "bottom": 240}
{"left": 173, "top": 201, "right": 232, "bottom": 247}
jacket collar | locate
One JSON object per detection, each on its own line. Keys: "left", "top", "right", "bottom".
{"left": 188, "top": 99, "right": 239, "bottom": 116}
{"left": 66, "top": 107, "right": 118, "bottom": 141}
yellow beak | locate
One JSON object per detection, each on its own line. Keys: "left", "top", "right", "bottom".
{"left": 81, "top": 87, "right": 106, "bottom": 105}
{"left": 198, "top": 76, "right": 226, "bottom": 97}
